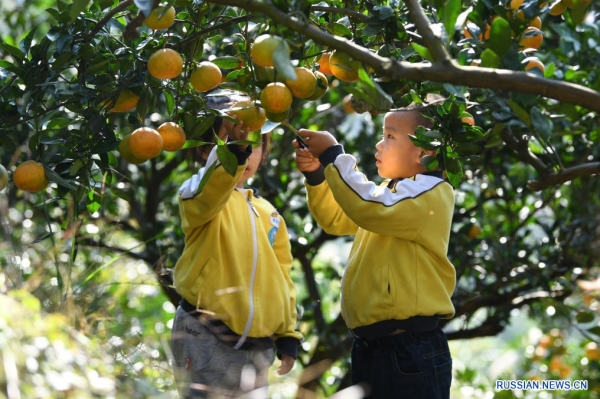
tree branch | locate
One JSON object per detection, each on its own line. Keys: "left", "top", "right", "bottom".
{"left": 205, "top": 0, "right": 600, "bottom": 113}
{"left": 500, "top": 126, "right": 551, "bottom": 177}
{"left": 528, "top": 162, "right": 600, "bottom": 191}
{"left": 0, "top": 100, "right": 79, "bottom": 128}
{"left": 88, "top": 0, "right": 134, "bottom": 38}
{"left": 310, "top": 6, "right": 370, "bottom": 23}
{"left": 404, "top": 0, "right": 451, "bottom": 63}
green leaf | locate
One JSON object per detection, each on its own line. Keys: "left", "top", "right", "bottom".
{"left": 327, "top": 22, "right": 352, "bottom": 38}
{"left": 46, "top": 8, "right": 70, "bottom": 23}
{"left": 164, "top": 90, "right": 174, "bottom": 116}
{"left": 530, "top": 107, "right": 553, "bottom": 142}
{"left": 195, "top": 161, "right": 217, "bottom": 195}
{"left": 272, "top": 40, "right": 296, "bottom": 82}
{"left": 212, "top": 56, "right": 241, "bottom": 69}
{"left": 576, "top": 311, "right": 595, "bottom": 324}
{"left": 488, "top": 17, "right": 512, "bottom": 58}
{"left": 409, "top": 135, "right": 439, "bottom": 151}
{"left": 446, "top": 167, "right": 463, "bottom": 187}
{"left": 84, "top": 58, "right": 109, "bottom": 75}
{"left": 19, "top": 28, "right": 37, "bottom": 56}
{"left": 134, "top": 0, "right": 154, "bottom": 17}
{"left": 373, "top": 5, "right": 394, "bottom": 20}
{"left": 454, "top": 142, "right": 481, "bottom": 156}
{"left": 108, "top": 185, "right": 131, "bottom": 202}
{"left": 136, "top": 88, "right": 150, "bottom": 122}
{"left": 424, "top": 130, "right": 444, "bottom": 140}
{"left": 420, "top": 155, "right": 438, "bottom": 170}
{"left": 69, "top": 0, "right": 89, "bottom": 23}
{"left": 0, "top": 43, "right": 26, "bottom": 63}
{"left": 410, "top": 89, "right": 422, "bottom": 104}
{"left": 181, "top": 140, "right": 211, "bottom": 149}
{"left": 544, "top": 61, "right": 555, "bottom": 78}
{"left": 507, "top": 100, "right": 531, "bottom": 127}
{"left": 442, "top": 0, "right": 461, "bottom": 40}
{"left": 44, "top": 166, "right": 77, "bottom": 190}
{"left": 411, "top": 43, "right": 433, "bottom": 62}
{"left": 481, "top": 48, "right": 501, "bottom": 68}
{"left": 217, "top": 144, "right": 238, "bottom": 176}
{"left": 356, "top": 68, "right": 393, "bottom": 111}
{"left": 588, "top": 326, "right": 600, "bottom": 337}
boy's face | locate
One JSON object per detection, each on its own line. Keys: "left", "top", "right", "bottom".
{"left": 376, "top": 111, "right": 430, "bottom": 179}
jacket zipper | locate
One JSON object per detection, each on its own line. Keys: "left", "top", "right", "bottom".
{"left": 234, "top": 190, "right": 260, "bottom": 349}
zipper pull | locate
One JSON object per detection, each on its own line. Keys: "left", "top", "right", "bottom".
{"left": 247, "top": 193, "right": 260, "bottom": 217}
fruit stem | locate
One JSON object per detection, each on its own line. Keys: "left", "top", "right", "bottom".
{"left": 280, "top": 120, "right": 307, "bottom": 148}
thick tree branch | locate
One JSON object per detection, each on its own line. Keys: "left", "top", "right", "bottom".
{"left": 88, "top": 0, "right": 134, "bottom": 38}
{"left": 404, "top": 0, "right": 451, "bottom": 63}
{"left": 310, "top": 6, "right": 371, "bottom": 22}
{"left": 528, "top": 162, "right": 600, "bottom": 191}
{"left": 206, "top": 0, "right": 600, "bottom": 113}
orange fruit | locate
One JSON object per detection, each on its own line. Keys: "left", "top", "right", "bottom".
{"left": 317, "top": 53, "right": 333, "bottom": 75}
{"left": 329, "top": 51, "right": 362, "bottom": 82}
{"left": 129, "top": 127, "right": 163, "bottom": 159}
{"left": 148, "top": 49, "right": 183, "bottom": 80}
{"left": 585, "top": 342, "right": 600, "bottom": 361}
{"left": 119, "top": 135, "right": 148, "bottom": 164}
{"left": 144, "top": 5, "right": 176, "bottom": 30}
{"left": 229, "top": 101, "right": 266, "bottom": 131}
{"left": 251, "top": 34, "right": 286, "bottom": 67}
{"left": 523, "top": 58, "right": 545, "bottom": 73}
{"left": 550, "top": 1, "right": 567, "bottom": 15}
{"left": 510, "top": 0, "right": 526, "bottom": 20}
{"left": 519, "top": 27, "right": 543, "bottom": 50}
{"left": 101, "top": 89, "right": 139, "bottom": 113}
{"left": 529, "top": 16, "right": 542, "bottom": 29}
{"left": 285, "top": 67, "right": 317, "bottom": 99}
{"left": 254, "top": 65, "right": 276, "bottom": 83}
{"left": 157, "top": 122, "right": 186, "bottom": 151}
{"left": 462, "top": 115, "right": 476, "bottom": 126}
{"left": 306, "top": 71, "right": 329, "bottom": 101}
{"left": 190, "top": 61, "right": 222, "bottom": 92}
{"left": 265, "top": 108, "right": 291, "bottom": 123}
{"left": 0, "top": 164, "right": 8, "bottom": 191}
{"left": 343, "top": 95, "right": 355, "bottom": 113}
{"left": 467, "top": 224, "right": 481, "bottom": 238}
{"left": 260, "top": 83, "right": 293, "bottom": 113}
{"left": 13, "top": 161, "right": 48, "bottom": 192}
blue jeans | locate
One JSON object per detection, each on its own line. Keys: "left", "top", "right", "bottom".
{"left": 351, "top": 328, "right": 452, "bottom": 399}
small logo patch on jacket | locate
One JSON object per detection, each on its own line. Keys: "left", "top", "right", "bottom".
{"left": 268, "top": 212, "right": 280, "bottom": 246}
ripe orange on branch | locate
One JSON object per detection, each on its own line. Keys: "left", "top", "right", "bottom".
{"left": 285, "top": 67, "right": 317, "bottom": 99}
{"left": 523, "top": 58, "right": 545, "bottom": 73}
{"left": 329, "top": 51, "right": 362, "bottom": 82}
{"left": 260, "top": 83, "right": 293, "bottom": 113}
{"left": 190, "top": 62, "right": 222, "bottom": 92}
{"left": 317, "top": 53, "right": 333, "bottom": 75}
{"left": 101, "top": 89, "right": 139, "bottom": 113}
{"left": 251, "top": 34, "right": 286, "bottom": 67}
{"left": 119, "top": 135, "right": 148, "bottom": 164}
{"left": 229, "top": 101, "right": 266, "bottom": 131}
{"left": 158, "top": 122, "right": 186, "bottom": 151}
{"left": 148, "top": 49, "right": 183, "bottom": 80}
{"left": 519, "top": 27, "right": 543, "bottom": 50}
{"left": 13, "top": 161, "right": 49, "bottom": 192}
{"left": 306, "top": 71, "right": 329, "bottom": 101}
{"left": 129, "top": 127, "right": 163, "bottom": 159}
{"left": 144, "top": 6, "right": 176, "bottom": 30}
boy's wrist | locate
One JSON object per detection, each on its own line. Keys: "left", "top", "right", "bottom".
{"left": 318, "top": 144, "right": 344, "bottom": 167}
{"left": 226, "top": 142, "right": 252, "bottom": 165}
{"left": 275, "top": 337, "right": 300, "bottom": 360}
{"left": 302, "top": 166, "right": 325, "bottom": 186}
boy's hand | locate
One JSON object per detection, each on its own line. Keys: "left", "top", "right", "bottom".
{"left": 223, "top": 117, "right": 250, "bottom": 148}
{"left": 293, "top": 140, "right": 321, "bottom": 172}
{"left": 299, "top": 129, "right": 338, "bottom": 158}
{"left": 277, "top": 354, "right": 295, "bottom": 375}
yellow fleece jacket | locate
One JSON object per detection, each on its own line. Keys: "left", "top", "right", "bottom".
{"left": 174, "top": 144, "right": 302, "bottom": 351}
{"left": 304, "top": 145, "right": 456, "bottom": 339}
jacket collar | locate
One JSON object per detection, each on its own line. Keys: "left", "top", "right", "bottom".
{"left": 386, "top": 170, "right": 444, "bottom": 189}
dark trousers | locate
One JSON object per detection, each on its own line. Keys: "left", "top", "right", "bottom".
{"left": 351, "top": 328, "right": 452, "bottom": 399}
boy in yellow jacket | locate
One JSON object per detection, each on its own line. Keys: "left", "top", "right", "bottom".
{"left": 294, "top": 107, "right": 455, "bottom": 398}
{"left": 171, "top": 97, "right": 302, "bottom": 398}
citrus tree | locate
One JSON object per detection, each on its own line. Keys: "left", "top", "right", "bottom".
{"left": 1, "top": 0, "right": 599, "bottom": 396}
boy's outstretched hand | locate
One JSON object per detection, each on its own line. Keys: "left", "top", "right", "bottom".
{"left": 293, "top": 140, "right": 321, "bottom": 172}
{"left": 223, "top": 117, "right": 250, "bottom": 149}
{"left": 277, "top": 354, "right": 295, "bottom": 375}
{"left": 298, "top": 129, "right": 338, "bottom": 158}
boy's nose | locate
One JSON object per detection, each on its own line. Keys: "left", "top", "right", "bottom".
{"left": 375, "top": 139, "right": 383, "bottom": 150}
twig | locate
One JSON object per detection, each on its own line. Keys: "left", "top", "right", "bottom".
{"left": 500, "top": 126, "right": 551, "bottom": 177}
{"left": 310, "top": 6, "right": 370, "bottom": 23}
{"left": 88, "top": 0, "right": 134, "bottom": 38}
{"left": 0, "top": 75, "right": 18, "bottom": 96}
{"left": 176, "top": 15, "right": 254, "bottom": 48}
{"left": 0, "top": 99, "right": 78, "bottom": 128}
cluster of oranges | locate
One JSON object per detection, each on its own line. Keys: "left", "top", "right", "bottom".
{"left": 119, "top": 122, "right": 186, "bottom": 165}
{"left": 463, "top": 0, "right": 585, "bottom": 75}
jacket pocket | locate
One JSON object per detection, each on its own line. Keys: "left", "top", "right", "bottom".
{"left": 386, "top": 264, "right": 397, "bottom": 306}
